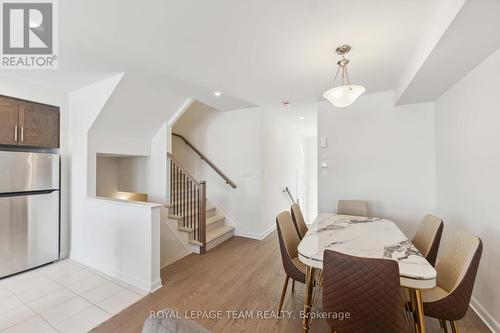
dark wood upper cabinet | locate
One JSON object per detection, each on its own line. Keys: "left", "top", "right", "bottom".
{"left": 19, "top": 102, "right": 59, "bottom": 148}
{"left": 0, "top": 96, "right": 19, "bottom": 145}
{"left": 0, "top": 95, "right": 60, "bottom": 148}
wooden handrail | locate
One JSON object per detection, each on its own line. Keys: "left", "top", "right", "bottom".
{"left": 283, "top": 187, "right": 297, "bottom": 205}
{"left": 172, "top": 133, "right": 237, "bottom": 189}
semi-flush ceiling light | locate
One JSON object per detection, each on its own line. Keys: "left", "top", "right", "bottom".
{"left": 323, "top": 45, "right": 365, "bottom": 108}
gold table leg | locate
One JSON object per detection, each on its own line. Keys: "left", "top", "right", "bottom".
{"left": 302, "top": 266, "right": 315, "bottom": 332}
{"left": 414, "top": 289, "right": 426, "bottom": 333}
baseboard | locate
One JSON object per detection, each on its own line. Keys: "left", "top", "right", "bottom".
{"left": 161, "top": 249, "right": 190, "bottom": 269}
{"left": 235, "top": 224, "right": 276, "bottom": 240}
{"left": 150, "top": 278, "right": 163, "bottom": 293}
{"left": 67, "top": 256, "right": 152, "bottom": 295}
{"left": 470, "top": 297, "right": 500, "bottom": 332}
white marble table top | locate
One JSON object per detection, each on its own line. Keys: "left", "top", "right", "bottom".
{"left": 298, "top": 214, "right": 437, "bottom": 289}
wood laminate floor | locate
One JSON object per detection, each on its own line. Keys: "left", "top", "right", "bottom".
{"left": 93, "top": 232, "right": 490, "bottom": 333}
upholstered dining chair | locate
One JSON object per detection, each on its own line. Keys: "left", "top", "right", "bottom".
{"left": 422, "top": 231, "right": 483, "bottom": 333}
{"left": 276, "top": 211, "right": 306, "bottom": 312}
{"left": 323, "top": 250, "right": 412, "bottom": 333}
{"left": 411, "top": 214, "right": 444, "bottom": 266}
{"left": 290, "top": 204, "right": 308, "bottom": 239}
{"left": 337, "top": 200, "right": 368, "bottom": 217}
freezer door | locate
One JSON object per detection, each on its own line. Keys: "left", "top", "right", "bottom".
{"left": 0, "top": 191, "right": 59, "bottom": 278}
{"left": 0, "top": 151, "right": 59, "bottom": 193}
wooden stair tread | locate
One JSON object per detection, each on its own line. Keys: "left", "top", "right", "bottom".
{"left": 207, "top": 214, "right": 225, "bottom": 226}
{"left": 207, "top": 225, "right": 234, "bottom": 243}
{"left": 176, "top": 214, "right": 225, "bottom": 233}
{"left": 186, "top": 225, "right": 234, "bottom": 247}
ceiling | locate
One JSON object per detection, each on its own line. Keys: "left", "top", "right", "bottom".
{"left": 1, "top": 0, "right": 439, "bottom": 107}
{"left": 396, "top": 0, "right": 500, "bottom": 105}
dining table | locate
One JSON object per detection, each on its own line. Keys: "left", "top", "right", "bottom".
{"left": 297, "top": 214, "right": 437, "bottom": 333}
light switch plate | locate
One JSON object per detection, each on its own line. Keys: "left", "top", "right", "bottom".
{"left": 320, "top": 137, "right": 328, "bottom": 148}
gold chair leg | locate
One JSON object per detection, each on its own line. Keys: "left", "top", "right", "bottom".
{"left": 450, "top": 321, "right": 459, "bottom": 333}
{"left": 408, "top": 289, "right": 419, "bottom": 333}
{"left": 302, "top": 266, "right": 315, "bottom": 332}
{"left": 414, "top": 289, "right": 426, "bottom": 333}
{"left": 278, "top": 275, "right": 289, "bottom": 312}
{"left": 440, "top": 319, "right": 448, "bottom": 333}
{"left": 292, "top": 280, "right": 295, "bottom": 292}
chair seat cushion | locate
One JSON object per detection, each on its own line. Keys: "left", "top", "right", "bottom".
{"left": 422, "top": 286, "right": 449, "bottom": 303}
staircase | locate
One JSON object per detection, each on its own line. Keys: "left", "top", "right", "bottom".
{"left": 167, "top": 152, "right": 234, "bottom": 254}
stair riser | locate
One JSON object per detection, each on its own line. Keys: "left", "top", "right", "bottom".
{"left": 207, "top": 219, "right": 226, "bottom": 232}
{"left": 206, "top": 230, "right": 234, "bottom": 251}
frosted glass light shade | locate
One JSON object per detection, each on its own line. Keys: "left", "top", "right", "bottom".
{"left": 323, "top": 85, "right": 366, "bottom": 108}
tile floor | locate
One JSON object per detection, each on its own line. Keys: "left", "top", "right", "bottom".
{"left": 0, "top": 260, "right": 145, "bottom": 333}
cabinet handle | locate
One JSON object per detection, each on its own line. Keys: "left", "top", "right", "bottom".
{"left": 20, "top": 126, "right": 24, "bottom": 142}
{"left": 14, "top": 125, "right": 18, "bottom": 141}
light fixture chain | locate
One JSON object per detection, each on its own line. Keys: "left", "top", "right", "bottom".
{"left": 341, "top": 62, "right": 345, "bottom": 85}
{"left": 344, "top": 63, "right": 351, "bottom": 86}
{"left": 333, "top": 64, "right": 341, "bottom": 86}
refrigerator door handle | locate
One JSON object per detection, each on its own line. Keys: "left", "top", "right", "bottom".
{"left": 0, "top": 189, "right": 57, "bottom": 198}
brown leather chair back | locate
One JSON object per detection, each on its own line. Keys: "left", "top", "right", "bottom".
{"left": 323, "top": 250, "right": 411, "bottom": 333}
{"left": 276, "top": 211, "right": 305, "bottom": 283}
{"left": 412, "top": 214, "right": 444, "bottom": 266}
{"left": 290, "top": 204, "right": 308, "bottom": 239}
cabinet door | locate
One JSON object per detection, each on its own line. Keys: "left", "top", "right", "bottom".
{"left": 19, "top": 102, "right": 59, "bottom": 148}
{"left": 0, "top": 96, "right": 19, "bottom": 146}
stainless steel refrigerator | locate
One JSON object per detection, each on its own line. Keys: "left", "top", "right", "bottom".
{"left": 0, "top": 151, "right": 60, "bottom": 278}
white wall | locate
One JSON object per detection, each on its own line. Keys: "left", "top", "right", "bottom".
{"left": 261, "top": 104, "right": 318, "bottom": 231}
{"left": 147, "top": 123, "right": 193, "bottom": 269}
{"left": 87, "top": 73, "right": 195, "bottom": 273}
{"left": 303, "top": 136, "right": 318, "bottom": 222}
{"left": 318, "top": 91, "right": 436, "bottom": 235}
{"left": 173, "top": 102, "right": 265, "bottom": 237}
{"left": 0, "top": 76, "right": 70, "bottom": 258}
{"left": 69, "top": 74, "right": 162, "bottom": 292}
{"left": 173, "top": 101, "right": 317, "bottom": 238}
{"left": 87, "top": 133, "right": 149, "bottom": 198}
{"left": 435, "top": 47, "right": 500, "bottom": 329}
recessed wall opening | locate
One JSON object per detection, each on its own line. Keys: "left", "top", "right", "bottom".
{"left": 96, "top": 153, "right": 149, "bottom": 202}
